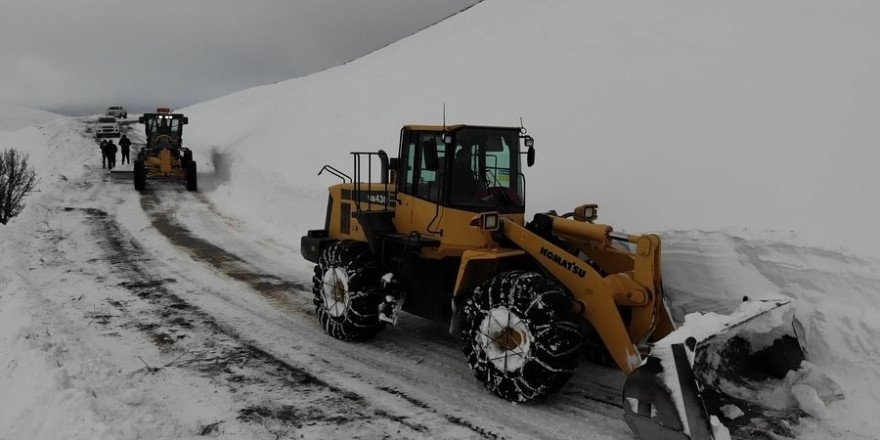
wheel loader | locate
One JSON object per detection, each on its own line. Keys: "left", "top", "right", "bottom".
{"left": 300, "top": 124, "right": 831, "bottom": 440}
{"left": 133, "top": 108, "right": 196, "bottom": 191}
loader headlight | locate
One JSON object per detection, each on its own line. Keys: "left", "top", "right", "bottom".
{"left": 484, "top": 213, "right": 499, "bottom": 230}
{"left": 573, "top": 204, "right": 598, "bottom": 223}
{"left": 470, "top": 212, "right": 501, "bottom": 232}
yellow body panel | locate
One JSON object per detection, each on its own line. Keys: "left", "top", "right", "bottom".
{"left": 393, "top": 193, "right": 524, "bottom": 258}
{"left": 143, "top": 148, "right": 186, "bottom": 178}
{"left": 325, "top": 183, "right": 524, "bottom": 259}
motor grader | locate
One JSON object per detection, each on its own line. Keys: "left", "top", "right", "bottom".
{"left": 301, "top": 124, "right": 818, "bottom": 440}
{"left": 133, "top": 108, "right": 196, "bottom": 191}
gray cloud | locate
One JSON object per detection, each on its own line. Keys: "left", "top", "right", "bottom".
{"left": 0, "top": 0, "right": 479, "bottom": 115}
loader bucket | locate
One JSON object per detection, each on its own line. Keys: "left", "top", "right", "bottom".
{"left": 623, "top": 298, "right": 813, "bottom": 440}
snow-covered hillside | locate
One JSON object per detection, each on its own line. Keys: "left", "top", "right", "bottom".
{"left": 182, "top": 0, "right": 880, "bottom": 259}
{"left": 0, "top": 102, "right": 62, "bottom": 132}
{"left": 2, "top": 1, "right": 880, "bottom": 439}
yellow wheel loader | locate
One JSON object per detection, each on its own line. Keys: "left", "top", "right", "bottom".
{"left": 301, "top": 124, "right": 823, "bottom": 440}
{"left": 134, "top": 108, "right": 196, "bottom": 192}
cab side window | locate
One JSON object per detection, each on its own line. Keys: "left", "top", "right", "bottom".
{"left": 401, "top": 140, "right": 416, "bottom": 195}
{"left": 415, "top": 136, "right": 447, "bottom": 202}
{"left": 397, "top": 130, "right": 447, "bottom": 203}
{"left": 484, "top": 135, "right": 513, "bottom": 188}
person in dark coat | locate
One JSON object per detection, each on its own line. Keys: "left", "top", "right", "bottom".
{"left": 119, "top": 134, "right": 132, "bottom": 165}
{"left": 106, "top": 140, "right": 118, "bottom": 169}
{"left": 100, "top": 140, "right": 109, "bottom": 169}
{"left": 452, "top": 146, "right": 482, "bottom": 200}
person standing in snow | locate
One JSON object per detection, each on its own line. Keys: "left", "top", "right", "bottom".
{"left": 119, "top": 134, "right": 131, "bottom": 165}
{"left": 106, "top": 140, "right": 118, "bottom": 169}
{"left": 100, "top": 140, "right": 109, "bottom": 169}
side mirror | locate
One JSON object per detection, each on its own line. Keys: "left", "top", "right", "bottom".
{"left": 182, "top": 117, "right": 189, "bottom": 125}
{"left": 138, "top": 116, "right": 144, "bottom": 124}
{"left": 423, "top": 139, "right": 439, "bottom": 171}
{"left": 523, "top": 135, "right": 535, "bottom": 167}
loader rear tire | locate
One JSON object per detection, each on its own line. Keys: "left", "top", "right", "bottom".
{"left": 134, "top": 160, "right": 146, "bottom": 191}
{"left": 186, "top": 160, "right": 197, "bottom": 192}
{"left": 463, "top": 271, "right": 582, "bottom": 402}
{"left": 312, "top": 240, "right": 385, "bottom": 341}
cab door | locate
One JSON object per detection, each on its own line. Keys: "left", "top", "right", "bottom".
{"left": 393, "top": 129, "right": 448, "bottom": 239}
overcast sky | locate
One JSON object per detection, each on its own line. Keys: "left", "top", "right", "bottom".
{"left": 0, "top": 0, "right": 480, "bottom": 115}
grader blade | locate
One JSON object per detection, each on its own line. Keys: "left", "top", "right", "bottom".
{"left": 623, "top": 298, "right": 822, "bottom": 440}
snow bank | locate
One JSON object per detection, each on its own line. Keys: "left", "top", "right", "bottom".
{"left": 0, "top": 125, "right": 118, "bottom": 439}
{"left": 0, "top": 102, "right": 63, "bottom": 132}
{"left": 661, "top": 229, "right": 880, "bottom": 438}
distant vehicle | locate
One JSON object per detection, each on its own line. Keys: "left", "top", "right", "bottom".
{"left": 95, "top": 116, "right": 120, "bottom": 138}
{"left": 133, "top": 110, "right": 196, "bottom": 191}
{"left": 106, "top": 106, "right": 128, "bottom": 119}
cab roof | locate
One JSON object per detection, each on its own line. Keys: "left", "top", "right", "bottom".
{"left": 403, "top": 124, "right": 522, "bottom": 132}
{"left": 141, "top": 112, "right": 187, "bottom": 118}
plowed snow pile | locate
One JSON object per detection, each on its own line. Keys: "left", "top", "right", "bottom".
{"left": 662, "top": 230, "right": 880, "bottom": 438}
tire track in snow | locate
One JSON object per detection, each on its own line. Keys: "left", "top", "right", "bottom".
{"left": 134, "top": 188, "right": 642, "bottom": 440}
{"left": 140, "top": 191, "right": 309, "bottom": 313}
{"left": 79, "top": 205, "right": 443, "bottom": 438}
{"left": 136, "top": 192, "right": 509, "bottom": 439}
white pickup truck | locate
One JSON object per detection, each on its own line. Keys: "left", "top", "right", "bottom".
{"left": 95, "top": 116, "right": 120, "bottom": 138}
{"left": 106, "top": 106, "right": 128, "bottom": 119}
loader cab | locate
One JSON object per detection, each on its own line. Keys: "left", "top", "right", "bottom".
{"left": 139, "top": 112, "right": 188, "bottom": 149}
{"left": 396, "top": 125, "right": 527, "bottom": 214}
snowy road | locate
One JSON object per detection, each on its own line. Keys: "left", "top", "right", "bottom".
{"left": 127, "top": 177, "right": 636, "bottom": 439}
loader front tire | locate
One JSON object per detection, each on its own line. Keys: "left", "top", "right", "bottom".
{"left": 463, "top": 271, "right": 582, "bottom": 402}
{"left": 312, "top": 240, "right": 385, "bottom": 341}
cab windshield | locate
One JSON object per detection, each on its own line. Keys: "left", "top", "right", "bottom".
{"left": 399, "top": 126, "right": 525, "bottom": 213}
{"left": 145, "top": 116, "right": 182, "bottom": 138}
{"left": 449, "top": 127, "right": 524, "bottom": 212}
